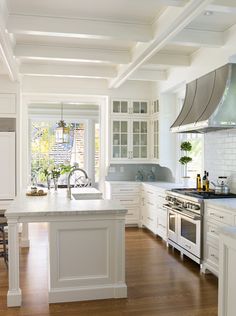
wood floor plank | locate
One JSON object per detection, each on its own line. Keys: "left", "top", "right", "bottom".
{"left": 0, "top": 224, "right": 218, "bottom": 316}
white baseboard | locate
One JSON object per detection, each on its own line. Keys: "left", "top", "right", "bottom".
{"left": 48, "top": 283, "right": 127, "bottom": 304}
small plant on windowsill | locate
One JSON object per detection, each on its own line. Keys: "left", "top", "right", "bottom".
{"left": 179, "top": 141, "right": 192, "bottom": 181}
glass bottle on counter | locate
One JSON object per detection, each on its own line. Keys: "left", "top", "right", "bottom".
{"left": 206, "top": 172, "right": 210, "bottom": 191}
{"left": 196, "top": 174, "right": 201, "bottom": 191}
{"left": 202, "top": 170, "right": 207, "bottom": 191}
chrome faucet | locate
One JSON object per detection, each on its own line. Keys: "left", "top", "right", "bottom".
{"left": 67, "top": 167, "right": 89, "bottom": 199}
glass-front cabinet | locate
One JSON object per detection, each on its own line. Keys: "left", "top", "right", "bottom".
{"left": 153, "top": 119, "right": 159, "bottom": 160}
{"left": 111, "top": 119, "right": 149, "bottom": 161}
{"left": 132, "top": 120, "right": 148, "bottom": 159}
{"left": 112, "top": 100, "right": 129, "bottom": 115}
{"left": 131, "top": 101, "right": 149, "bottom": 115}
{"left": 112, "top": 120, "right": 129, "bottom": 159}
{"left": 111, "top": 99, "right": 149, "bottom": 116}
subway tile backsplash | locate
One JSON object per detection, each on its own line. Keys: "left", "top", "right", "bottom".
{"left": 204, "top": 129, "right": 236, "bottom": 193}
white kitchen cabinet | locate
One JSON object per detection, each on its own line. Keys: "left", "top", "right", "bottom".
{"left": 105, "top": 182, "right": 141, "bottom": 225}
{"left": 111, "top": 99, "right": 149, "bottom": 116}
{"left": 150, "top": 118, "right": 159, "bottom": 161}
{"left": 0, "top": 132, "right": 15, "bottom": 199}
{"left": 141, "top": 184, "right": 167, "bottom": 239}
{"left": 151, "top": 99, "right": 159, "bottom": 115}
{"left": 111, "top": 118, "right": 149, "bottom": 162}
{"left": 0, "top": 94, "right": 16, "bottom": 116}
{"left": 218, "top": 228, "right": 236, "bottom": 316}
{"left": 202, "top": 204, "right": 235, "bottom": 276}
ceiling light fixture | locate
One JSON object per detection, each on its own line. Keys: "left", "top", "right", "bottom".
{"left": 55, "top": 103, "right": 70, "bottom": 144}
{"left": 204, "top": 10, "right": 213, "bottom": 16}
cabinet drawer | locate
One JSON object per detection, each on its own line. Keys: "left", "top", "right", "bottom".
{"left": 156, "top": 226, "right": 167, "bottom": 240}
{"left": 112, "top": 195, "right": 139, "bottom": 206}
{"left": 206, "top": 243, "right": 219, "bottom": 266}
{"left": 157, "top": 212, "right": 167, "bottom": 228}
{"left": 206, "top": 207, "right": 234, "bottom": 225}
{"left": 111, "top": 185, "right": 140, "bottom": 195}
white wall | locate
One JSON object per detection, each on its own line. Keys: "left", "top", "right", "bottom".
{"left": 204, "top": 129, "right": 236, "bottom": 193}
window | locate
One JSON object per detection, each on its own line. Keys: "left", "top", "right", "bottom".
{"left": 179, "top": 133, "right": 204, "bottom": 180}
{"left": 30, "top": 120, "right": 98, "bottom": 186}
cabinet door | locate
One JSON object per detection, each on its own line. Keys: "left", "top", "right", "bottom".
{"left": 111, "top": 100, "right": 129, "bottom": 115}
{"left": 0, "top": 132, "right": 15, "bottom": 199}
{"left": 111, "top": 119, "right": 129, "bottom": 159}
{"left": 131, "top": 101, "right": 149, "bottom": 115}
{"left": 131, "top": 120, "right": 149, "bottom": 159}
{"left": 153, "top": 119, "right": 159, "bottom": 160}
{"left": 152, "top": 100, "right": 159, "bottom": 115}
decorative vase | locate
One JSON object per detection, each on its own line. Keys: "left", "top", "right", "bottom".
{"left": 47, "top": 177, "right": 51, "bottom": 190}
{"left": 53, "top": 178, "right": 58, "bottom": 191}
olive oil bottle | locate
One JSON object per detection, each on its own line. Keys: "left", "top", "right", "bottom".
{"left": 196, "top": 174, "right": 201, "bottom": 191}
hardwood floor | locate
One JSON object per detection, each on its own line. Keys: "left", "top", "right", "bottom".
{"left": 0, "top": 224, "right": 218, "bottom": 316}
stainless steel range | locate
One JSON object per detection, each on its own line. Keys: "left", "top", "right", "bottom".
{"left": 164, "top": 188, "right": 236, "bottom": 265}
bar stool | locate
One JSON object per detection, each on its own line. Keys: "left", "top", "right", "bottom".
{"left": 0, "top": 213, "right": 8, "bottom": 266}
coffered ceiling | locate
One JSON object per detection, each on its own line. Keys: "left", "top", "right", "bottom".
{"left": 1, "top": 0, "right": 236, "bottom": 87}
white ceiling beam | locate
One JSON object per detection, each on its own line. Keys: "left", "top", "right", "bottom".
{"left": 129, "top": 69, "right": 167, "bottom": 81}
{"left": 0, "top": 1, "right": 18, "bottom": 81}
{"left": 109, "top": 0, "right": 214, "bottom": 89}
{"left": 171, "top": 28, "right": 224, "bottom": 47}
{"left": 146, "top": 52, "right": 190, "bottom": 66}
{"left": 158, "top": 0, "right": 189, "bottom": 6}
{"left": 207, "top": 0, "right": 236, "bottom": 13}
{"left": 15, "top": 44, "right": 130, "bottom": 64}
{"left": 20, "top": 63, "right": 117, "bottom": 79}
{"left": 8, "top": 14, "right": 152, "bottom": 43}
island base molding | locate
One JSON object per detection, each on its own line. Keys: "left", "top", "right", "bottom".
{"left": 7, "top": 289, "right": 22, "bottom": 307}
{"left": 49, "top": 283, "right": 127, "bottom": 304}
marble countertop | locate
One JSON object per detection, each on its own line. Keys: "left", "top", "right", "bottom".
{"left": 5, "top": 190, "right": 127, "bottom": 219}
{"left": 205, "top": 199, "right": 236, "bottom": 212}
{"left": 106, "top": 180, "right": 184, "bottom": 190}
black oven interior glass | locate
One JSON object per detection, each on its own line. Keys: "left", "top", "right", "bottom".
{"left": 180, "top": 218, "right": 196, "bottom": 244}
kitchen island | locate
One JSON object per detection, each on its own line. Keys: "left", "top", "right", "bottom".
{"left": 5, "top": 191, "right": 127, "bottom": 307}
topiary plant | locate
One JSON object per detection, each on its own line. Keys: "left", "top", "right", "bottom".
{"left": 179, "top": 141, "right": 192, "bottom": 177}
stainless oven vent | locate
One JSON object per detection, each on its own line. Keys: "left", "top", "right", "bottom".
{"left": 171, "top": 63, "right": 236, "bottom": 133}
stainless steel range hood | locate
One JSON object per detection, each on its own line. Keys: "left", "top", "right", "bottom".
{"left": 171, "top": 63, "right": 236, "bottom": 133}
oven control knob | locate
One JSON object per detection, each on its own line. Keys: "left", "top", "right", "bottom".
{"left": 193, "top": 205, "right": 200, "bottom": 210}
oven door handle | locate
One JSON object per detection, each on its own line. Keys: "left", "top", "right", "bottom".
{"left": 163, "top": 204, "right": 201, "bottom": 221}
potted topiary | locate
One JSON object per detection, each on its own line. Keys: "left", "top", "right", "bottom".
{"left": 179, "top": 141, "right": 192, "bottom": 184}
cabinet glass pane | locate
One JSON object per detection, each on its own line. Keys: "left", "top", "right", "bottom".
{"left": 133, "top": 146, "right": 139, "bottom": 158}
{"left": 113, "top": 134, "right": 120, "bottom": 145}
{"left": 121, "top": 134, "right": 128, "bottom": 145}
{"left": 113, "top": 101, "right": 120, "bottom": 113}
{"left": 133, "top": 121, "right": 140, "bottom": 133}
{"left": 121, "top": 146, "right": 128, "bottom": 158}
{"left": 141, "top": 134, "right": 147, "bottom": 146}
{"left": 141, "top": 146, "right": 147, "bottom": 158}
{"left": 133, "top": 102, "right": 140, "bottom": 113}
{"left": 113, "top": 146, "right": 120, "bottom": 158}
{"left": 121, "top": 101, "right": 128, "bottom": 113}
{"left": 141, "top": 102, "right": 147, "bottom": 114}
{"left": 141, "top": 122, "right": 147, "bottom": 133}
{"left": 113, "top": 121, "right": 120, "bottom": 133}
{"left": 121, "top": 121, "right": 128, "bottom": 133}
{"left": 154, "top": 100, "right": 159, "bottom": 113}
{"left": 181, "top": 218, "right": 196, "bottom": 244}
{"left": 133, "top": 134, "right": 139, "bottom": 146}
